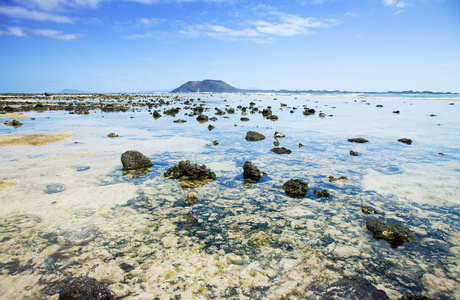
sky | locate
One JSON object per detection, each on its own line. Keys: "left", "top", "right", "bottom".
{"left": 0, "top": 0, "right": 459, "bottom": 93}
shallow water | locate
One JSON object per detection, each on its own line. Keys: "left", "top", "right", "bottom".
{"left": 0, "top": 93, "right": 459, "bottom": 299}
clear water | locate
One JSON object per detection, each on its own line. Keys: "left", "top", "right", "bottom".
{"left": 0, "top": 93, "right": 459, "bottom": 299}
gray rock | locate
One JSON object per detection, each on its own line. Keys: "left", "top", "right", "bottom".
{"left": 314, "top": 189, "right": 330, "bottom": 198}
{"left": 164, "top": 160, "right": 216, "bottom": 183}
{"left": 348, "top": 137, "right": 369, "bottom": 143}
{"left": 121, "top": 150, "right": 153, "bottom": 170}
{"left": 322, "top": 276, "right": 389, "bottom": 300}
{"left": 281, "top": 179, "right": 308, "bottom": 198}
{"left": 270, "top": 147, "right": 292, "bottom": 154}
{"left": 59, "top": 276, "right": 115, "bottom": 300}
{"left": 366, "top": 219, "right": 416, "bottom": 248}
{"left": 245, "top": 131, "right": 265, "bottom": 142}
{"left": 58, "top": 225, "right": 97, "bottom": 247}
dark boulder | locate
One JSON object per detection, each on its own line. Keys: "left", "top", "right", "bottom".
{"left": 270, "top": 147, "right": 292, "bottom": 154}
{"left": 274, "top": 132, "right": 285, "bottom": 139}
{"left": 12, "top": 119, "right": 23, "bottom": 126}
{"left": 59, "top": 276, "right": 115, "bottom": 300}
{"left": 262, "top": 109, "right": 272, "bottom": 118}
{"left": 208, "top": 124, "right": 215, "bottom": 131}
{"left": 245, "top": 131, "right": 265, "bottom": 142}
{"left": 243, "top": 161, "right": 266, "bottom": 182}
{"left": 121, "top": 150, "right": 153, "bottom": 170}
{"left": 268, "top": 115, "right": 278, "bottom": 121}
{"left": 366, "top": 219, "right": 416, "bottom": 248}
{"left": 398, "top": 138, "right": 413, "bottom": 145}
{"left": 322, "top": 276, "right": 389, "bottom": 300}
{"left": 393, "top": 110, "right": 400, "bottom": 114}
{"left": 164, "top": 160, "right": 216, "bottom": 189}
{"left": 281, "top": 179, "right": 308, "bottom": 198}
{"left": 240, "top": 117, "right": 250, "bottom": 122}
{"left": 348, "top": 137, "right": 369, "bottom": 143}
{"left": 350, "top": 150, "right": 359, "bottom": 156}
{"left": 164, "top": 107, "right": 180, "bottom": 116}
{"left": 173, "top": 119, "right": 187, "bottom": 123}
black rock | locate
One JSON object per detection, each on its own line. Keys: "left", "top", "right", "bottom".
{"left": 322, "top": 276, "right": 389, "bottom": 300}
{"left": 348, "top": 137, "right": 369, "bottom": 143}
{"left": 268, "top": 115, "right": 278, "bottom": 121}
{"left": 240, "top": 117, "right": 250, "bottom": 121}
{"left": 314, "top": 189, "right": 330, "bottom": 198}
{"left": 350, "top": 150, "right": 359, "bottom": 156}
{"left": 362, "top": 206, "right": 374, "bottom": 214}
{"left": 153, "top": 110, "right": 161, "bottom": 119}
{"left": 393, "top": 110, "right": 400, "bottom": 114}
{"left": 281, "top": 179, "right": 308, "bottom": 198}
{"left": 196, "top": 114, "right": 209, "bottom": 123}
{"left": 398, "top": 138, "right": 413, "bottom": 145}
{"left": 121, "top": 150, "right": 153, "bottom": 170}
{"left": 12, "top": 119, "right": 23, "bottom": 126}
{"left": 376, "top": 104, "right": 383, "bottom": 107}
{"left": 270, "top": 147, "right": 292, "bottom": 154}
{"left": 208, "top": 124, "right": 215, "bottom": 131}
{"left": 119, "top": 262, "right": 134, "bottom": 272}
{"left": 366, "top": 219, "right": 416, "bottom": 248}
{"left": 164, "top": 107, "right": 180, "bottom": 116}
{"left": 245, "top": 131, "right": 265, "bottom": 142}
{"left": 164, "top": 160, "right": 216, "bottom": 181}
{"left": 262, "top": 109, "right": 272, "bottom": 118}
{"left": 303, "top": 108, "right": 316, "bottom": 116}
{"left": 173, "top": 119, "right": 187, "bottom": 123}
{"left": 243, "top": 161, "right": 266, "bottom": 182}
{"left": 59, "top": 276, "right": 115, "bottom": 300}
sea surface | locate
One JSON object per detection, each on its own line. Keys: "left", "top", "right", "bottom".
{"left": 0, "top": 93, "right": 459, "bottom": 299}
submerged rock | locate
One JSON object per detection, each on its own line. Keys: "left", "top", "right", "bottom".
{"left": 59, "top": 276, "right": 115, "bottom": 300}
{"left": 314, "top": 189, "right": 330, "bottom": 198}
{"left": 281, "top": 179, "right": 308, "bottom": 198}
{"left": 243, "top": 161, "right": 266, "bottom": 183}
{"left": 164, "top": 160, "right": 216, "bottom": 189}
{"left": 366, "top": 219, "right": 416, "bottom": 248}
{"left": 121, "top": 150, "right": 153, "bottom": 170}
{"left": 362, "top": 206, "right": 376, "bottom": 214}
{"left": 398, "top": 138, "right": 413, "bottom": 145}
{"left": 44, "top": 183, "right": 66, "bottom": 194}
{"left": 245, "top": 131, "right": 265, "bottom": 142}
{"left": 270, "top": 147, "right": 292, "bottom": 154}
{"left": 58, "top": 225, "right": 97, "bottom": 247}
{"left": 184, "top": 215, "right": 198, "bottom": 224}
{"left": 348, "top": 137, "right": 369, "bottom": 143}
{"left": 322, "top": 276, "right": 389, "bottom": 300}
{"left": 329, "top": 176, "right": 348, "bottom": 184}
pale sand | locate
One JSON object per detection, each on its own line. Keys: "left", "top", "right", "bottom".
{"left": 0, "top": 133, "right": 77, "bottom": 147}
{"left": 0, "top": 180, "right": 14, "bottom": 191}
{"left": 0, "top": 113, "right": 30, "bottom": 119}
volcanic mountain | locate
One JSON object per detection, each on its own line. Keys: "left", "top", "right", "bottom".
{"left": 171, "top": 80, "right": 242, "bottom": 93}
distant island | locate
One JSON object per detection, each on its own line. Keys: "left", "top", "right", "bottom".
{"left": 171, "top": 80, "right": 242, "bottom": 93}
{"left": 170, "top": 80, "right": 455, "bottom": 95}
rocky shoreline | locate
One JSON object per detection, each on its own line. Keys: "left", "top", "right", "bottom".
{"left": 0, "top": 93, "right": 459, "bottom": 299}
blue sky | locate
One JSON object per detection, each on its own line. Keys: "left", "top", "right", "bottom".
{"left": 0, "top": 0, "right": 459, "bottom": 93}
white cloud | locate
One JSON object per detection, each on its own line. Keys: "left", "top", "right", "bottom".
{"left": 33, "top": 28, "right": 81, "bottom": 40}
{"left": 12, "top": 0, "right": 106, "bottom": 11}
{"left": 0, "top": 5, "right": 73, "bottom": 23}
{"left": 0, "top": 26, "right": 27, "bottom": 37}
{"left": 180, "top": 11, "right": 339, "bottom": 42}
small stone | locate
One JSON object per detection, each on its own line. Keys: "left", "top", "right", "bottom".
{"left": 58, "top": 225, "right": 97, "bottom": 247}
{"left": 350, "top": 150, "right": 359, "bottom": 156}
{"left": 362, "top": 206, "right": 374, "bottom": 214}
{"left": 274, "top": 132, "right": 285, "bottom": 139}
{"left": 398, "top": 138, "right": 413, "bottom": 145}
{"left": 184, "top": 215, "right": 198, "bottom": 224}
{"left": 107, "top": 133, "right": 118, "bottom": 138}
{"left": 213, "top": 140, "right": 219, "bottom": 146}
{"left": 270, "top": 147, "right": 292, "bottom": 154}
{"left": 226, "top": 253, "right": 245, "bottom": 265}
{"left": 208, "top": 124, "right": 215, "bottom": 131}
